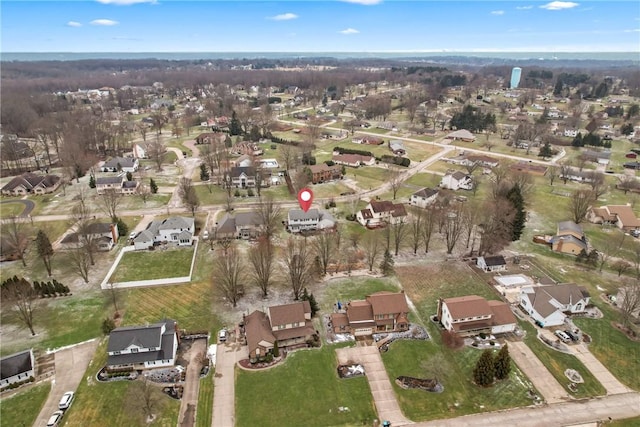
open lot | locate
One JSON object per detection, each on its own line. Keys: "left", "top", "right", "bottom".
{"left": 109, "top": 246, "right": 195, "bottom": 283}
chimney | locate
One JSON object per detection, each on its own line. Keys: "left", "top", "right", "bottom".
{"left": 111, "top": 223, "right": 118, "bottom": 243}
{"left": 174, "top": 321, "right": 181, "bottom": 346}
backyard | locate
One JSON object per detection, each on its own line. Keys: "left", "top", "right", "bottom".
{"left": 109, "top": 247, "right": 195, "bottom": 283}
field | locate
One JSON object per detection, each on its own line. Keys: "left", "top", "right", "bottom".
{"left": 0, "top": 382, "right": 51, "bottom": 427}
{"left": 109, "top": 247, "right": 195, "bottom": 283}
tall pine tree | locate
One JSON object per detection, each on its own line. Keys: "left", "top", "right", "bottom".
{"left": 494, "top": 344, "right": 512, "bottom": 380}
{"left": 473, "top": 349, "right": 495, "bottom": 387}
{"left": 506, "top": 184, "right": 526, "bottom": 241}
{"left": 35, "top": 230, "right": 54, "bottom": 277}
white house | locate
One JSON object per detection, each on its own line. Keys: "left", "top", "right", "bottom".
{"left": 357, "top": 200, "right": 407, "bottom": 228}
{"left": 60, "top": 222, "right": 120, "bottom": 252}
{"left": 477, "top": 255, "right": 507, "bottom": 272}
{"left": 437, "top": 295, "right": 517, "bottom": 337}
{"left": 332, "top": 153, "right": 375, "bottom": 168}
{"left": 409, "top": 188, "right": 439, "bottom": 208}
{"left": 106, "top": 319, "right": 178, "bottom": 370}
{"left": 133, "top": 216, "right": 194, "bottom": 250}
{"left": 132, "top": 144, "right": 148, "bottom": 159}
{"left": 440, "top": 171, "right": 473, "bottom": 191}
{"left": 95, "top": 176, "right": 139, "bottom": 195}
{"left": 287, "top": 208, "right": 336, "bottom": 233}
{"left": 564, "top": 129, "right": 579, "bottom": 138}
{"left": 0, "top": 349, "right": 35, "bottom": 389}
{"left": 101, "top": 157, "right": 139, "bottom": 173}
{"left": 519, "top": 284, "right": 591, "bottom": 327}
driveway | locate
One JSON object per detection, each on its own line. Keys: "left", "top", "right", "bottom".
{"left": 569, "top": 343, "right": 633, "bottom": 395}
{"left": 508, "top": 341, "right": 569, "bottom": 404}
{"left": 336, "top": 344, "right": 412, "bottom": 426}
{"left": 32, "top": 339, "right": 99, "bottom": 427}
{"left": 178, "top": 338, "right": 207, "bottom": 427}
{"left": 211, "top": 338, "right": 248, "bottom": 427}
{"left": 0, "top": 199, "right": 35, "bottom": 218}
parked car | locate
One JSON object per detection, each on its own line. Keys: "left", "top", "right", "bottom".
{"left": 218, "top": 329, "right": 228, "bottom": 343}
{"left": 129, "top": 231, "right": 138, "bottom": 240}
{"left": 202, "top": 230, "right": 209, "bottom": 240}
{"left": 47, "top": 410, "right": 64, "bottom": 427}
{"left": 58, "top": 391, "right": 75, "bottom": 410}
{"left": 555, "top": 330, "right": 571, "bottom": 343}
{"left": 564, "top": 330, "right": 580, "bottom": 342}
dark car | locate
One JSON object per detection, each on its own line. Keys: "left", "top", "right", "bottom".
{"left": 564, "top": 330, "right": 580, "bottom": 341}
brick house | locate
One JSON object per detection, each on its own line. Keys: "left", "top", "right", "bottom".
{"left": 307, "top": 164, "right": 343, "bottom": 184}
{"left": 330, "top": 291, "right": 410, "bottom": 336}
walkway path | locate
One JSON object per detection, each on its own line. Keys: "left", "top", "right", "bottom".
{"left": 178, "top": 338, "right": 207, "bottom": 427}
{"left": 508, "top": 341, "right": 569, "bottom": 404}
{"left": 569, "top": 343, "right": 633, "bottom": 395}
{"left": 336, "top": 345, "right": 412, "bottom": 426}
{"left": 211, "top": 340, "right": 248, "bottom": 427}
{"left": 416, "top": 392, "right": 640, "bottom": 427}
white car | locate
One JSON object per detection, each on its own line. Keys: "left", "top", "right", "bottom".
{"left": 58, "top": 391, "right": 74, "bottom": 410}
{"left": 129, "top": 231, "right": 138, "bottom": 240}
{"left": 202, "top": 230, "right": 209, "bottom": 240}
{"left": 555, "top": 330, "right": 571, "bottom": 343}
{"left": 47, "top": 410, "right": 64, "bottom": 427}
{"left": 218, "top": 329, "right": 228, "bottom": 343}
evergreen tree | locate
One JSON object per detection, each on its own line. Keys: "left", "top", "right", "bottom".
{"left": 88, "top": 175, "right": 96, "bottom": 189}
{"left": 571, "top": 133, "right": 584, "bottom": 147}
{"left": 380, "top": 250, "right": 395, "bottom": 276}
{"left": 229, "top": 111, "right": 242, "bottom": 135}
{"left": 149, "top": 178, "right": 158, "bottom": 194}
{"left": 506, "top": 185, "right": 526, "bottom": 241}
{"left": 116, "top": 217, "right": 129, "bottom": 238}
{"left": 200, "top": 163, "right": 210, "bottom": 182}
{"left": 126, "top": 172, "right": 133, "bottom": 181}
{"left": 272, "top": 340, "right": 280, "bottom": 357}
{"left": 249, "top": 125, "right": 261, "bottom": 142}
{"left": 35, "top": 229, "right": 54, "bottom": 277}
{"left": 102, "top": 318, "right": 116, "bottom": 335}
{"left": 473, "top": 349, "right": 495, "bottom": 387}
{"left": 539, "top": 142, "right": 553, "bottom": 159}
{"left": 494, "top": 344, "right": 511, "bottom": 380}
{"left": 301, "top": 288, "right": 320, "bottom": 317}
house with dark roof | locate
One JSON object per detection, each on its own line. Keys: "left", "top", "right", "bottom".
{"left": 286, "top": 208, "right": 336, "bottom": 233}
{"left": 133, "top": 216, "right": 194, "bottom": 250}
{"left": 215, "top": 211, "right": 264, "bottom": 240}
{"left": 551, "top": 221, "right": 587, "bottom": 255}
{"left": 409, "top": 188, "right": 439, "bottom": 208}
{"left": 582, "top": 150, "right": 611, "bottom": 166}
{"left": 224, "top": 166, "right": 259, "bottom": 189}
{"left": 445, "top": 129, "right": 476, "bottom": 142}
{"left": 307, "top": 164, "right": 343, "bottom": 184}
{"left": 440, "top": 170, "right": 473, "bottom": 191}
{"left": 106, "top": 319, "right": 178, "bottom": 370}
{"left": 389, "top": 140, "right": 406, "bottom": 156}
{"left": 437, "top": 295, "right": 516, "bottom": 337}
{"left": 100, "top": 157, "right": 139, "bottom": 173}
{"left": 477, "top": 255, "right": 507, "bottom": 272}
{"left": 330, "top": 291, "right": 410, "bottom": 336}
{"left": 519, "top": 284, "right": 591, "bottom": 327}
{"left": 194, "top": 132, "right": 226, "bottom": 145}
{"left": 1, "top": 173, "right": 61, "bottom": 196}
{"left": 243, "top": 301, "right": 315, "bottom": 360}
{"left": 60, "top": 222, "right": 119, "bottom": 251}
{"left": 332, "top": 153, "right": 375, "bottom": 168}
{"left": 587, "top": 205, "right": 640, "bottom": 232}
{"left": 356, "top": 200, "right": 407, "bottom": 228}
{"left": 0, "top": 349, "right": 35, "bottom": 389}
{"left": 95, "top": 176, "right": 139, "bottom": 195}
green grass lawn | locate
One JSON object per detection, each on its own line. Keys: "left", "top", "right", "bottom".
{"left": 195, "top": 374, "right": 214, "bottom": 427}
{"left": 109, "top": 247, "right": 195, "bottom": 283}
{"left": 236, "top": 345, "right": 377, "bottom": 427}
{"left": 63, "top": 340, "right": 181, "bottom": 427}
{"left": 0, "top": 382, "right": 51, "bottom": 427}
{"left": 609, "top": 416, "right": 640, "bottom": 427}
{"left": 0, "top": 201, "right": 28, "bottom": 218}
{"left": 520, "top": 321, "right": 606, "bottom": 398}
{"left": 382, "top": 340, "right": 534, "bottom": 421}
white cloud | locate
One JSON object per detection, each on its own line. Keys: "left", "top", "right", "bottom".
{"left": 624, "top": 29, "right": 640, "bottom": 33}
{"left": 90, "top": 19, "right": 119, "bottom": 26}
{"left": 491, "top": 10, "right": 505, "bottom": 15}
{"left": 516, "top": 5, "right": 533, "bottom": 10}
{"left": 339, "top": 28, "right": 360, "bottom": 35}
{"left": 268, "top": 13, "right": 298, "bottom": 21}
{"left": 540, "top": 1, "right": 579, "bottom": 10}
{"left": 96, "top": 0, "right": 156, "bottom": 5}
{"left": 340, "top": 0, "right": 382, "bottom": 5}
{"left": 66, "top": 21, "right": 82, "bottom": 27}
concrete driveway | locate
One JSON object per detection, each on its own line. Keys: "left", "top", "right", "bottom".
{"left": 509, "top": 341, "right": 569, "bottom": 404}
{"left": 212, "top": 339, "right": 248, "bottom": 427}
{"left": 178, "top": 338, "right": 207, "bottom": 427}
{"left": 336, "top": 344, "right": 412, "bottom": 426}
{"left": 569, "top": 343, "right": 633, "bottom": 395}
{"left": 32, "top": 339, "right": 99, "bottom": 427}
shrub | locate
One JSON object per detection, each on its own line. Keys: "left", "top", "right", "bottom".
{"left": 334, "top": 147, "right": 373, "bottom": 157}
{"left": 234, "top": 189, "right": 241, "bottom": 197}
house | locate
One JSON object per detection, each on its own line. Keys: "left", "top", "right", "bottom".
{"left": 330, "top": 291, "right": 410, "bottom": 336}
{"left": 224, "top": 167, "right": 258, "bottom": 189}
{"left": 133, "top": 216, "right": 194, "bottom": 250}
{"left": 564, "top": 129, "right": 579, "bottom": 138}
{"left": 60, "top": 222, "right": 120, "bottom": 251}
{"left": 445, "top": 129, "right": 476, "bottom": 142}
{"left": 356, "top": 200, "right": 407, "bottom": 228}
{"left": 101, "top": 157, "right": 139, "bottom": 173}
{"left": 0, "top": 349, "right": 35, "bottom": 389}
{"left": 332, "top": 153, "right": 376, "bottom": 168}
{"left": 287, "top": 208, "right": 336, "bottom": 233}
{"left": 215, "top": 211, "right": 263, "bottom": 240}
{"left": 440, "top": 171, "right": 473, "bottom": 191}
{"left": 132, "top": 143, "right": 148, "bottom": 159}
{"left": 437, "top": 296, "right": 517, "bottom": 337}
{"left": 231, "top": 142, "right": 263, "bottom": 157}
{"left": 195, "top": 132, "right": 226, "bottom": 145}
{"left": 477, "top": 255, "right": 507, "bottom": 272}
{"left": 106, "top": 319, "right": 178, "bottom": 370}
{"left": 244, "top": 301, "right": 316, "bottom": 360}
{"left": 551, "top": 221, "right": 587, "bottom": 255}
{"left": 559, "top": 167, "right": 597, "bottom": 183}
{"left": 582, "top": 150, "right": 611, "bottom": 166}
{"left": 389, "top": 140, "right": 406, "bottom": 156}
{"left": 519, "top": 284, "right": 591, "bottom": 327}
{"left": 307, "top": 164, "right": 343, "bottom": 184}
{"left": 352, "top": 135, "right": 383, "bottom": 145}
{"left": 447, "top": 153, "right": 499, "bottom": 169}
{"left": 95, "top": 176, "right": 139, "bottom": 195}
{"left": 1, "top": 173, "right": 61, "bottom": 196}
{"left": 587, "top": 205, "right": 640, "bottom": 231}
{"left": 409, "top": 188, "right": 439, "bottom": 208}
{"left": 233, "top": 154, "right": 254, "bottom": 168}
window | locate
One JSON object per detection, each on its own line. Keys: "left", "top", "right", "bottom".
{"left": 131, "top": 348, "right": 138, "bottom": 353}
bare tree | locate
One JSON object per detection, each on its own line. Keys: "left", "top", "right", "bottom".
{"left": 569, "top": 189, "right": 594, "bottom": 224}
{"left": 391, "top": 218, "right": 408, "bottom": 256}
{"left": 68, "top": 246, "right": 91, "bottom": 283}
{"left": 257, "top": 195, "right": 282, "bottom": 242}
{"left": 612, "top": 260, "right": 632, "bottom": 277}
{"left": 213, "top": 244, "right": 245, "bottom": 307}
{"left": 618, "top": 280, "right": 640, "bottom": 328}
{"left": 362, "top": 231, "right": 382, "bottom": 272}
{"left": 283, "top": 237, "right": 314, "bottom": 300}
{"left": 617, "top": 175, "right": 640, "bottom": 194}
{"left": 35, "top": 229, "right": 54, "bottom": 277}
{"left": 477, "top": 198, "right": 515, "bottom": 256}
{"left": 388, "top": 166, "right": 404, "bottom": 200}
{"left": 422, "top": 205, "right": 439, "bottom": 253}
{"left": 178, "top": 177, "right": 200, "bottom": 216}
{"left": 409, "top": 208, "right": 425, "bottom": 255}
{"left": 70, "top": 190, "right": 97, "bottom": 266}
{"left": 509, "top": 171, "right": 534, "bottom": 200}
{"left": 597, "top": 232, "right": 626, "bottom": 272}
{"left": 548, "top": 165, "right": 558, "bottom": 186}
{"left": 278, "top": 144, "right": 301, "bottom": 172}
{"left": 3, "top": 216, "right": 29, "bottom": 267}
{"left": 147, "top": 135, "right": 167, "bottom": 171}
{"left": 137, "top": 182, "right": 151, "bottom": 204}
{"left": 587, "top": 171, "right": 608, "bottom": 200}
{"left": 313, "top": 232, "right": 338, "bottom": 275}
{"left": 1, "top": 276, "right": 39, "bottom": 336}
{"left": 248, "top": 237, "right": 276, "bottom": 298}
{"left": 443, "top": 206, "right": 465, "bottom": 255}
{"left": 125, "top": 377, "right": 164, "bottom": 423}
{"left": 98, "top": 188, "right": 123, "bottom": 222}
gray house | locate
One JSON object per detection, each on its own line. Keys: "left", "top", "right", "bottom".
{"left": 106, "top": 319, "right": 178, "bottom": 370}
{"left": 101, "top": 157, "right": 139, "bottom": 173}
{"left": 133, "top": 217, "right": 194, "bottom": 250}
{"left": 0, "top": 349, "right": 35, "bottom": 389}
{"left": 215, "top": 211, "right": 263, "bottom": 240}
{"left": 286, "top": 208, "right": 336, "bottom": 233}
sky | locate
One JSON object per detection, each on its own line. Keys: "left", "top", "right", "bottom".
{"left": 1, "top": 0, "right": 639, "bottom": 52}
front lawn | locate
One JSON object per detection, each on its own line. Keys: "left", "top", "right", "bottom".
{"left": 109, "top": 247, "right": 195, "bottom": 283}
{"left": 195, "top": 375, "right": 214, "bottom": 427}
{"left": 0, "top": 201, "right": 27, "bottom": 218}
{"left": 0, "top": 382, "right": 51, "bottom": 427}
{"left": 236, "top": 345, "right": 376, "bottom": 427}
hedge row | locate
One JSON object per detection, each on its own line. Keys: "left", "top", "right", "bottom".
{"left": 333, "top": 147, "right": 373, "bottom": 157}
{"left": 379, "top": 155, "right": 411, "bottom": 167}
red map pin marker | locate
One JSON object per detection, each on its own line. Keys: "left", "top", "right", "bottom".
{"left": 297, "top": 188, "right": 313, "bottom": 212}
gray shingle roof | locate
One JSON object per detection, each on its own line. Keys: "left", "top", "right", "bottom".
{"left": 103, "top": 157, "right": 137, "bottom": 169}
{"left": 96, "top": 176, "right": 124, "bottom": 185}
{"left": 106, "top": 319, "right": 176, "bottom": 366}
{"left": 0, "top": 350, "right": 33, "bottom": 380}
{"left": 288, "top": 208, "right": 320, "bottom": 221}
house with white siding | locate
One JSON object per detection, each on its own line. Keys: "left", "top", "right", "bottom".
{"left": 519, "top": 284, "right": 591, "bottom": 327}
{"left": 106, "top": 319, "right": 178, "bottom": 370}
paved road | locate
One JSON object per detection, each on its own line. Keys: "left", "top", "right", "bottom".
{"left": 416, "top": 392, "right": 640, "bottom": 427}
{"left": 32, "top": 339, "right": 99, "bottom": 427}
{"left": 508, "top": 341, "right": 570, "bottom": 404}
{"left": 211, "top": 339, "right": 248, "bottom": 427}
{"left": 336, "top": 345, "right": 412, "bottom": 426}
{"left": 569, "top": 343, "right": 633, "bottom": 395}
{"left": 0, "top": 199, "right": 35, "bottom": 217}
{"left": 178, "top": 339, "right": 207, "bottom": 427}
